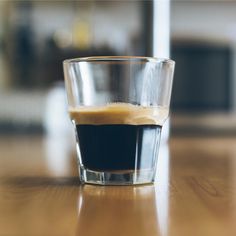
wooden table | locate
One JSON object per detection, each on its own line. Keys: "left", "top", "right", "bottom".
{"left": 0, "top": 135, "right": 236, "bottom": 236}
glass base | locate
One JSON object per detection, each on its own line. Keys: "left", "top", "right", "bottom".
{"left": 79, "top": 166, "right": 155, "bottom": 185}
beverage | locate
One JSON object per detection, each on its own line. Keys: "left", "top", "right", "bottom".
{"left": 69, "top": 103, "right": 168, "bottom": 173}
{"left": 63, "top": 56, "right": 175, "bottom": 185}
{"left": 76, "top": 124, "right": 161, "bottom": 171}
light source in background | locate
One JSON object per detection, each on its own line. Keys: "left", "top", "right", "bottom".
{"left": 53, "top": 29, "right": 72, "bottom": 49}
{"left": 153, "top": 0, "right": 170, "bottom": 58}
{"left": 73, "top": 20, "right": 91, "bottom": 50}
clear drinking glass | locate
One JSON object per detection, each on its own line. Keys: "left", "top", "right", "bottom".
{"left": 63, "top": 56, "right": 175, "bottom": 185}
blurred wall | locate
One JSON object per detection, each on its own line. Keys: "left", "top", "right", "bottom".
{"left": 171, "top": 1, "right": 236, "bottom": 42}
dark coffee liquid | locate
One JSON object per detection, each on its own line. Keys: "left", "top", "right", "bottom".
{"left": 76, "top": 124, "right": 162, "bottom": 171}
{"left": 70, "top": 103, "right": 167, "bottom": 173}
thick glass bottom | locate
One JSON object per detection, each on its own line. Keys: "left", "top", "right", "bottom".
{"left": 79, "top": 166, "right": 155, "bottom": 185}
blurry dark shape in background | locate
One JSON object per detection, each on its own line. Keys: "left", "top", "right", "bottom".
{"left": 171, "top": 40, "right": 232, "bottom": 112}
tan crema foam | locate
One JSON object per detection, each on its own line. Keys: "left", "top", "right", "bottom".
{"left": 69, "top": 103, "right": 168, "bottom": 125}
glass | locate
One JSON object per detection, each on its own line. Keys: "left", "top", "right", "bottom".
{"left": 63, "top": 56, "right": 175, "bottom": 185}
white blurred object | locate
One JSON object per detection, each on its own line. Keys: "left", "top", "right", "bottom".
{"left": 153, "top": 0, "right": 171, "bottom": 142}
{"left": 44, "top": 82, "right": 73, "bottom": 139}
{"left": 44, "top": 136, "right": 73, "bottom": 176}
{"left": 43, "top": 82, "right": 75, "bottom": 176}
{"left": 153, "top": 0, "right": 170, "bottom": 58}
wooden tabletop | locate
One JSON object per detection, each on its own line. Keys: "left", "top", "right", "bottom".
{"left": 0, "top": 135, "right": 236, "bottom": 236}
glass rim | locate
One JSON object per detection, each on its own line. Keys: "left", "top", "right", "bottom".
{"left": 63, "top": 56, "right": 175, "bottom": 65}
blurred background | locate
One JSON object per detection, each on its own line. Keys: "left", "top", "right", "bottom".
{"left": 0, "top": 0, "right": 236, "bottom": 136}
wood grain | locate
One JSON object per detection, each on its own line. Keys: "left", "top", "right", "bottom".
{"left": 0, "top": 135, "right": 236, "bottom": 236}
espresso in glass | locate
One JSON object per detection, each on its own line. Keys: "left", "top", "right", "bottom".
{"left": 69, "top": 103, "right": 167, "bottom": 174}
{"left": 64, "top": 56, "right": 175, "bottom": 185}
